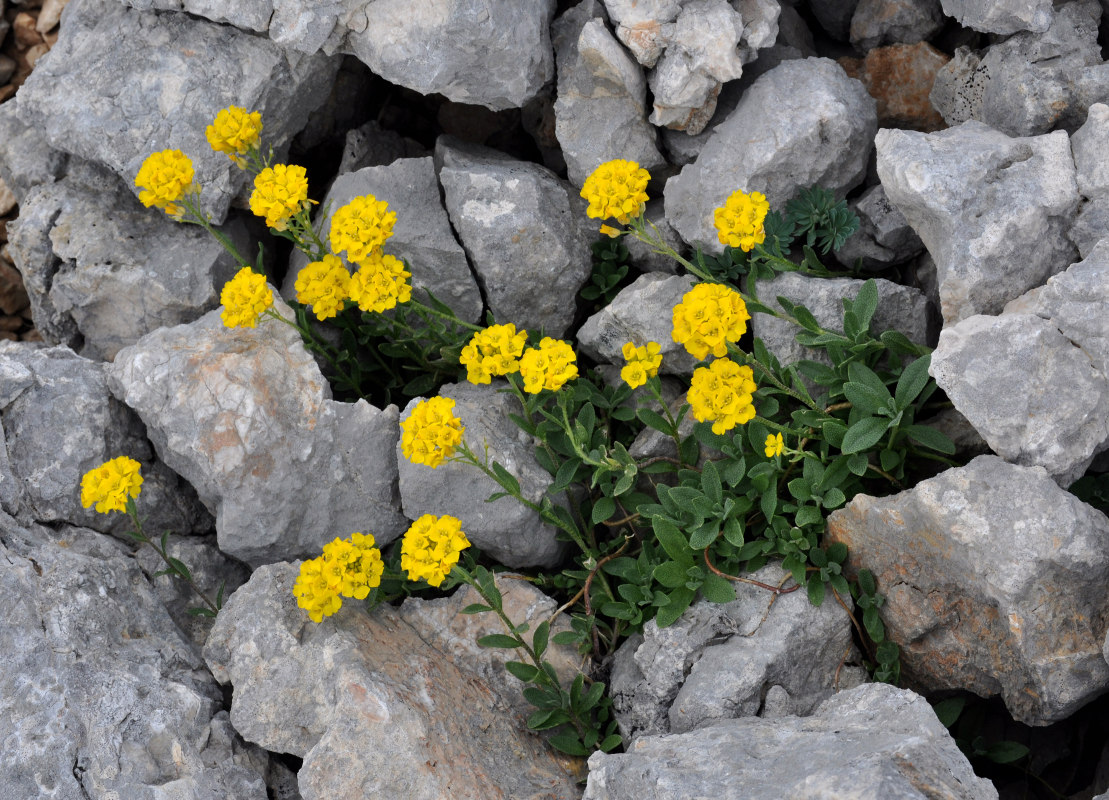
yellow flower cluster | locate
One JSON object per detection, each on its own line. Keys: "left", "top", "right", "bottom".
{"left": 687, "top": 358, "right": 757, "bottom": 434}
{"left": 519, "top": 338, "right": 578, "bottom": 394}
{"left": 80, "top": 456, "right": 143, "bottom": 514}
{"left": 349, "top": 251, "right": 412, "bottom": 313}
{"left": 330, "top": 194, "right": 396, "bottom": 264}
{"left": 580, "top": 159, "right": 650, "bottom": 225}
{"left": 459, "top": 323, "right": 529, "bottom": 384}
{"left": 620, "top": 341, "right": 662, "bottom": 388}
{"left": 764, "top": 432, "right": 784, "bottom": 458}
{"left": 135, "top": 149, "right": 196, "bottom": 218}
{"left": 671, "top": 282, "right": 751, "bottom": 361}
{"left": 714, "top": 189, "right": 770, "bottom": 252}
{"left": 206, "top": 106, "right": 262, "bottom": 167}
{"left": 250, "top": 164, "right": 310, "bottom": 231}
{"left": 295, "top": 254, "right": 351, "bottom": 321}
{"left": 293, "top": 532, "right": 385, "bottom": 623}
{"left": 401, "top": 396, "right": 465, "bottom": 468}
{"left": 220, "top": 267, "right": 274, "bottom": 328}
{"left": 401, "top": 514, "right": 471, "bottom": 587}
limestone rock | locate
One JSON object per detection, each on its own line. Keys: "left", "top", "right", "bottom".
{"left": 0, "top": 101, "right": 67, "bottom": 203}
{"left": 939, "top": 0, "right": 1053, "bottom": 34}
{"left": 336, "top": 119, "right": 427, "bottom": 175}
{"left": 827, "top": 455, "right": 1109, "bottom": 726}
{"left": 875, "top": 122, "right": 1078, "bottom": 323}
{"left": 1069, "top": 103, "right": 1109, "bottom": 258}
{"left": 808, "top": 0, "right": 860, "bottom": 40}
{"left": 623, "top": 200, "right": 688, "bottom": 274}
{"left": 664, "top": 58, "right": 876, "bottom": 253}
{"left": 106, "top": 297, "right": 407, "bottom": 567}
{"left": 834, "top": 184, "right": 925, "bottom": 270}
{"left": 840, "top": 42, "right": 950, "bottom": 131}
{"left": 849, "top": 0, "right": 944, "bottom": 51}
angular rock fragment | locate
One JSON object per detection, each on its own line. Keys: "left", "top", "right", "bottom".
{"left": 876, "top": 121, "right": 1078, "bottom": 323}
{"left": 0, "top": 101, "right": 67, "bottom": 203}
{"left": 849, "top": 0, "right": 944, "bottom": 51}
{"left": 939, "top": 0, "right": 1053, "bottom": 34}
{"left": 106, "top": 296, "right": 407, "bottom": 567}
{"left": 827, "top": 455, "right": 1109, "bottom": 725}
{"left": 1069, "top": 102, "right": 1109, "bottom": 258}
{"left": 835, "top": 184, "right": 925, "bottom": 270}
{"left": 840, "top": 41, "right": 950, "bottom": 131}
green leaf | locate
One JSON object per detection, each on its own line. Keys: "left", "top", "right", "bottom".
{"left": 829, "top": 573, "right": 850, "bottom": 597}
{"left": 858, "top": 568, "right": 877, "bottom": 596}
{"left": 548, "top": 732, "right": 591, "bottom": 757}
{"left": 722, "top": 516, "right": 745, "bottom": 547}
{"left": 168, "top": 557, "right": 191, "bottom": 581}
{"left": 653, "top": 518, "right": 694, "bottom": 567}
{"left": 532, "top": 621, "right": 550, "bottom": 659}
{"left": 932, "top": 697, "right": 965, "bottom": 728}
{"left": 863, "top": 606, "right": 884, "bottom": 640}
{"left": 760, "top": 486, "right": 778, "bottom": 520}
{"left": 795, "top": 505, "right": 823, "bottom": 528}
{"left": 551, "top": 630, "right": 580, "bottom": 646}
{"left": 477, "top": 634, "right": 522, "bottom": 649}
{"left": 655, "top": 587, "right": 695, "bottom": 627}
{"left": 787, "top": 478, "right": 812, "bottom": 502}
{"left": 826, "top": 542, "right": 848, "bottom": 564}
{"left": 822, "top": 488, "right": 846, "bottom": 509}
{"left": 807, "top": 575, "right": 826, "bottom": 606}
{"left": 505, "top": 661, "right": 541, "bottom": 682}
{"left": 985, "top": 741, "right": 1030, "bottom": 764}
{"left": 461, "top": 603, "right": 493, "bottom": 614}
{"left": 187, "top": 606, "right": 216, "bottom": 618}
{"left": 701, "top": 460, "right": 723, "bottom": 506}
{"left": 875, "top": 639, "right": 900, "bottom": 664}
{"left": 851, "top": 279, "right": 879, "bottom": 331}
{"left": 688, "top": 524, "right": 718, "bottom": 550}
{"left": 580, "top": 680, "right": 606, "bottom": 712}
{"left": 841, "top": 416, "right": 890, "bottom": 454}
{"left": 592, "top": 496, "right": 617, "bottom": 525}
{"left": 551, "top": 458, "right": 581, "bottom": 494}
{"left": 653, "top": 560, "right": 689, "bottom": 589}
{"left": 700, "top": 572, "right": 737, "bottom": 604}
{"left": 491, "top": 462, "right": 521, "bottom": 495}
{"left": 600, "top": 734, "right": 623, "bottom": 752}
{"left": 904, "top": 424, "right": 956, "bottom": 454}
{"left": 722, "top": 457, "right": 746, "bottom": 487}
{"left": 894, "top": 354, "right": 932, "bottom": 408}
{"left": 822, "top": 420, "right": 847, "bottom": 449}
{"left": 528, "top": 708, "right": 572, "bottom": 731}
{"left": 637, "top": 408, "right": 673, "bottom": 435}
{"left": 847, "top": 452, "right": 869, "bottom": 476}
{"left": 843, "top": 382, "right": 891, "bottom": 416}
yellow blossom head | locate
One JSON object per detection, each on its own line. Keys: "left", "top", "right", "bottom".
{"left": 764, "top": 432, "right": 784, "bottom": 458}
{"left": 329, "top": 194, "right": 396, "bottom": 265}
{"left": 459, "top": 323, "right": 529, "bottom": 385}
{"left": 206, "top": 106, "right": 262, "bottom": 167}
{"left": 401, "top": 514, "right": 471, "bottom": 587}
{"left": 519, "top": 337, "right": 578, "bottom": 394}
{"left": 687, "top": 358, "right": 757, "bottom": 434}
{"left": 220, "top": 267, "right": 274, "bottom": 328}
{"left": 620, "top": 341, "right": 662, "bottom": 389}
{"left": 581, "top": 159, "right": 650, "bottom": 225}
{"left": 671, "top": 282, "right": 751, "bottom": 361}
{"left": 293, "top": 532, "right": 385, "bottom": 622}
{"left": 348, "top": 250, "right": 412, "bottom": 313}
{"left": 249, "top": 163, "right": 310, "bottom": 231}
{"left": 401, "top": 396, "right": 465, "bottom": 469}
{"left": 135, "top": 149, "right": 196, "bottom": 219}
{"left": 293, "top": 557, "right": 344, "bottom": 623}
{"left": 714, "top": 190, "right": 770, "bottom": 252}
{"left": 295, "top": 254, "right": 351, "bottom": 321}
{"left": 80, "top": 456, "right": 143, "bottom": 514}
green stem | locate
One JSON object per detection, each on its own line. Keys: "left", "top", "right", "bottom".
{"left": 125, "top": 500, "right": 219, "bottom": 615}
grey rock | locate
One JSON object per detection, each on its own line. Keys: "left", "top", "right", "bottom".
{"left": 807, "top": 0, "right": 860, "bottom": 40}
{"left": 939, "top": 0, "right": 1053, "bottom": 34}
{"left": 336, "top": 119, "right": 427, "bottom": 175}
{"left": 930, "top": 1, "right": 1105, "bottom": 137}
{"left": 1069, "top": 201, "right": 1109, "bottom": 259}
{"left": 397, "top": 381, "right": 564, "bottom": 569}
{"left": 0, "top": 341, "right": 211, "bottom": 537}
{"left": 931, "top": 312, "right": 1109, "bottom": 486}
{"left": 583, "top": 682, "right": 997, "bottom": 800}
{"left": 120, "top": 0, "right": 273, "bottom": 31}
{"left": 552, "top": 1, "right": 665, "bottom": 187}
{"left": 106, "top": 296, "right": 407, "bottom": 567}
{"left": 436, "top": 137, "right": 593, "bottom": 337}
{"left": 603, "top": 0, "right": 684, "bottom": 67}
{"left": 7, "top": 159, "right": 251, "bottom": 360}
{"left": 15, "top": 0, "right": 339, "bottom": 224}
{"left": 751, "top": 272, "right": 938, "bottom": 373}
{"left": 834, "top": 184, "right": 925, "bottom": 271}
{"left": 1069, "top": 103, "right": 1109, "bottom": 257}
{"left": 577, "top": 272, "right": 700, "bottom": 376}
{"left": 876, "top": 122, "right": 1079, "bottom": 323}
{"left": 828, "top": 455, "right": 1109, "bottom": 726}
{"left": 665, "top": 58, "right": 876, "bottom": 253}
{"left": 203, "top": 561, "right": 582, "bottom": 799}
{"left": 610, "top": 564, "right": 857, "bottom": 742}
{"left": 623, "top": 200, "right": 689, "bottom": 274}
{"left": 284, "top": 158, "right": 482, "bottom": 323}
{"left": 0, "top": 101, "right": 67, "bottom": 203}
{"left": 850, "top": 0, "right": 944, "bottom": 51}
{"left": 0, "top": 511, "right": 269, "bottom": 800}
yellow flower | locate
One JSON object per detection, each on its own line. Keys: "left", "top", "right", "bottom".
{"left": 401, "top": 396, "right": 465, "bottom": 469}
{"left": 329, "top": 194, "right": 396, "bottom": 264}
{"left": 295, "top": 254, "right": 351, "bottom": 321}
{"left": 764, "top": 432, "right": 784, "bottom": 458}
{"left": 249, "top": 164, "right": 310, "bottom": 231}
{"left": 293, "top": 532, "right": 385, "bottom": 622}
{"left": 401, "top": 514, "right": 471, "bottom": 587}
{"left": 205, "top": 106, "right": 262, "bottom": 167}
{"left": 459, "top": 323, "right": 529, "bottom": 384}
{"left": 220, "top": 267, "right": 274, "bottom": 328}
{"left": 714, "top": 189, "right": 770, "bottom": 252}
{"left": 620, "top": 341, "right": 662, "bottom": 389}
{"left": 671, "top": 282, "right": 751, "bottom": 361}
{"left": 519, "top": 337, "right": 578, "bottom": 394}
{"left": 292, "top": 557, "right": 344, "bottom": 623}
{"left": 348, "top": 250, "right": 412, "bottom": 313}
{"left": 80, "top": 456, "right": 143, "bottom": 514}
{"left": 135, "top": 149, "right": 196, "bottom": 218}
{"left": 687, "top": 358, "right": 757, "bottom": 434}
{"left": 580, "top": 159, "right": 650, "bottom": 224}
{"left": 599, "top": 224, "right": 623, "bottom": 238}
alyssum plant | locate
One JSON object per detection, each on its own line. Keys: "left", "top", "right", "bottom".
{"left": 104, "top": 108, "right": 957, "bottom": 758}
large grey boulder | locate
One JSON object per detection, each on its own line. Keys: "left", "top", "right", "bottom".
{"left": 435, "top": 137, "right": 593, "bottom": 337}
{"left": 609, "top": 564, "right": 859, "bottom": 743}
{"left": 203, "top": 561, "right": 582, "bottom": 800}
{"left": 106, "top": 296, "right": 407, "bottom": 567}
{"left": 397, "top": 381, "right": 564, "bottom": 569}
{"left": 15, "top": 0, "right": 338, "bottom": 224}
{"left": 664, "top": 58, "right": 876, "bottom": 253}
{"left": 552, "top": 0, "right": 665, "bottom": 188}
{"left": 939, "top": 0, "right": 1053, "bottom": 34}
{"left": 583, "top": 682, "right": 997, "bottom": 800}
{"left": 0, "top": 341, "right": 210, "bottom": 537}
{"left": 827, "top": 455, "right": 1109, "bottom": 726}
{"left": 876, "top": 121, "right": 1079, "bottom": 323}
{"left": 1069, "top": 102, "right": 1109, "bottom": 258}
{"left": 930, "top": 0, "right": 1107, "bottom": 137}
{"left": 283, "top": 158, "right": 482, "bottom": 323}
{"left": 7, "top": 160, "right": 251, "bottom": 360}
{"left": 0, "top": 512, "right": 270, "bottom": 800}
